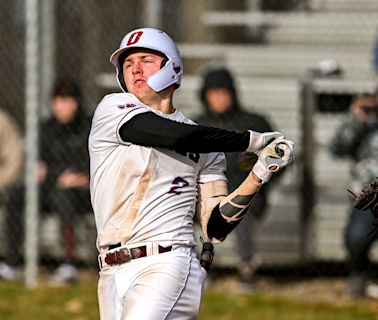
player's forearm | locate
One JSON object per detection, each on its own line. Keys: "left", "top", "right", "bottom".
{"left": 206, "top": 173, "right": 262, "bottom": 242}
{"left": 197, "top": 174, "right": 262, "bottom": 243}
{"left": 218, "top": 173, "right": 262, "bottom": 223}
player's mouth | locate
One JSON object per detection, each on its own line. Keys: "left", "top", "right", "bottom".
{"left": 134, "top": 78, "right": 146, "bottom": 86}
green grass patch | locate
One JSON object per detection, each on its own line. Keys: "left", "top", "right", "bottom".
{"left": 0, "top": 281, "right": 377, "bottom": 320}
{"left": 200, "top": 291, "right": 378, "bottom": 320}
{"left": 0, "top": 282, "right": 99, "bottom": 320}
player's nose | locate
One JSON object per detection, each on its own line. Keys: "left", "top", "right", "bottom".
{"left": 131, "top": 62, "right": 142, "bottom": 74}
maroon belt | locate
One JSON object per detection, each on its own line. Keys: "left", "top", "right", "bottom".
{"left": 104, "top": 245, "right": 172, "bottom": 266}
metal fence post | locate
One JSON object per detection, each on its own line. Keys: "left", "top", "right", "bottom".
{"left": 24, "top": 0, "right": 40, "bottom": 289}
{"left": 40, "top": 0, "right": 55, "bottom": 118}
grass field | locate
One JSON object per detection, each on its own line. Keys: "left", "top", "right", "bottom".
{"left": 1, "top": 273, "right": 378, "bottom": 320}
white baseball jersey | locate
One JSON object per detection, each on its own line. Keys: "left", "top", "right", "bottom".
{"left": 89, "top": 92, "right": 226, "bottom": 251}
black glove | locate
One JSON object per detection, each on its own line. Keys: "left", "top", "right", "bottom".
{"left": 352, "top": 178, "right": 378, "bottom": 218}
{"left": 200, "top": 238, "right": 215, "bottom": 272}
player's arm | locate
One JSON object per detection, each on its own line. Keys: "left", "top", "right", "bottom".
{"left": 197, "top": 176, "right": 262, "bottom": 243}
{"left": 119, "top": 111, "right": 282, "bottom": 154}
{"left": 198, "top": 137, "right": 294, "bottom": 243}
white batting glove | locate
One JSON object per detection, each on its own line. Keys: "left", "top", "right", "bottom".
{"left": 246, "top": 130, "right": 284, "bottom": 154}
{"left": 252, "top": 137, "right": 294, "bottom": 183}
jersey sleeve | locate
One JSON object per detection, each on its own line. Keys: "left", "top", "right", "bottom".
{"left": 198, "top": 152, "right": 227, "bottom": 184}
{"left": 119, "top": 111, "right": 250, "bottom": 152}
{"left": 91, "top": 94, "right": 150, "bottom": 148}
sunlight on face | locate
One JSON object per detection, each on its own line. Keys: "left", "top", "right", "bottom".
{"left": 205, "top": 88, "right": 233, "bottom": 114}
{"left": 122, "top": 49, "right": 165, "bottom": 102}
{"left": 51, "top": 96, "right": 78, "bottom": 123}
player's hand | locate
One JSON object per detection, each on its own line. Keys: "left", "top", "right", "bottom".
{"left": 246, "top": 130, "right": 284, "bottom": 154}
{"left": 252, "top": 137, "right": 294, "bottom": 183}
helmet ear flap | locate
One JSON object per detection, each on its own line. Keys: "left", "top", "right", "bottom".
{"left": 116, "top": 51, "right": 128, "bottom": 92}
{"left": 117, "top": 70, "right": 128, "bottom": 92}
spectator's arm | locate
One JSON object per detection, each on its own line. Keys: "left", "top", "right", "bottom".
{"left": 0, "top": 112, "right": 23, "bottom": 190}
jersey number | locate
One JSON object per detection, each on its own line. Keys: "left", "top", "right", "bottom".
{"left": 168, "top": 177, "right": 189, "bottom": 195}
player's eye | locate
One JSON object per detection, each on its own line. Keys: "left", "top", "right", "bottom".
{"left": 123, "top": 61, "right": 132, "bottom": 69}
{"left": 143, "top": 56, "right": 155, "bottom": 63}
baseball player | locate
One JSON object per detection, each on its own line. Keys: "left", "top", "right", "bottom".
{"left": 89, "top": 27, "right": 294, "bottom": 320}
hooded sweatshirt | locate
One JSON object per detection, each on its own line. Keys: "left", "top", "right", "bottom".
{"left": 195, "top": 68, "right": 276, "bottom": 218}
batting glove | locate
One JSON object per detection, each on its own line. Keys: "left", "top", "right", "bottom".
{"left": 252, "top": 137, "right": 294, "bottom": 183}
{"left": 247, "top": 130, "right": 284, "bottom": 154}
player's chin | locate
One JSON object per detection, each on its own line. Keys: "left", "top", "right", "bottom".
{"left": 134, "top": 87, "right": 158, "bottom": 101}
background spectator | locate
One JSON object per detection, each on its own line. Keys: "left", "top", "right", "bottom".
{"left": 1, "top": 78, "right": 93, "bottom": 284}
{"left": 329, "top": 92, "right": 378, "bottom": 298}
{"left": 195, "top": 67, "right": 282, "bottom": 291}
{"left": 0, "top": 109, "right": 23, "bottom": 281}
{"left": 0, "top": 109, "right": 23, "bottom": 193}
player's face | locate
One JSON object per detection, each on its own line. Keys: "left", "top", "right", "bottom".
{"left": 123, "top": 49, "right": 166, "bottom": 100}
{"left": 205, "top": 88, "right": 233, "bottom": 114}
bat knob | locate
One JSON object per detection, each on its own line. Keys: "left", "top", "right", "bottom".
{"left": 275, "top": 142, "right": 286, "bottom": 157}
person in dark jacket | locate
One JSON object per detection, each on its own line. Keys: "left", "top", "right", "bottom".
{"left": 329, "top": 92, "right": 378, "bottom": 298}
{"left": 1, "top": 78, "right": 92, "bottom": 284}
{"left": 195, "top": 67, "right": 279, "bottom": 291}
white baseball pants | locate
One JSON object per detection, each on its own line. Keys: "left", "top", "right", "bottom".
{"left": 97, "top": 246, "right": 207, "bottom": 320}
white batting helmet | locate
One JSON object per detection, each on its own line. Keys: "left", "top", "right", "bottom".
{"left": 110, "top": 27, "right": 183, "bottom": 93}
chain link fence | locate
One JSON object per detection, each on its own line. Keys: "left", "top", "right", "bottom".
{"left": 0, "top": 0, "right": 378, "bottom": 295}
